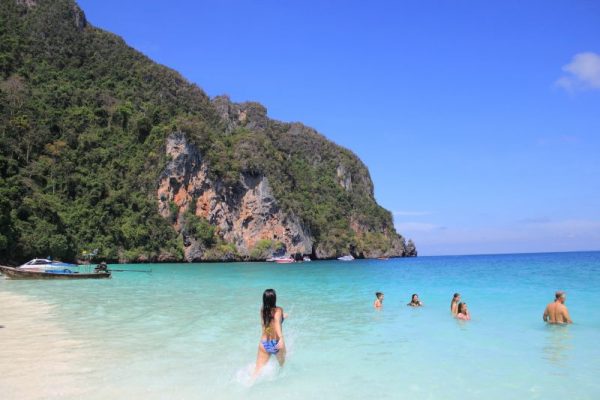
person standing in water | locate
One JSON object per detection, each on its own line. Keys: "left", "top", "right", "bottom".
{"left": 407, "top": 293, "right": 423, "bottom": 307}
{"left": 543, "top": 291, "right": 573, "bottom": 324}
{"left": 456, "top": 302, "right": 470, "bottom": 320}
{"left": 254, "top": 289, "right": 286, "bottom": 377}
{"left": 450, "top": 293, "right": 461, "bottom": 315}
{"left": 374, "top": 292, "right": 384, "bottom": 308}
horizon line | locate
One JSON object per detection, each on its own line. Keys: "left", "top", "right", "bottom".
{"left": 416, "top": 249, "right": 600, "bottom": 258}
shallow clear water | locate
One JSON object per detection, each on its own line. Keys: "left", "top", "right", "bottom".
{"left": 1, "top": 252, "right": 599, "bottom": 400}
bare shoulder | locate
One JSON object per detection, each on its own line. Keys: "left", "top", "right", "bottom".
{"left": 558, "top": 303, "right": 568, "bottom": 312}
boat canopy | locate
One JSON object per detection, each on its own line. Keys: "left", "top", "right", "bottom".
{"left": 21, "top": 259, "right": 53, "bottom": 266}
{"left": 19, "top": 259, "right": 76, "bottom": 269}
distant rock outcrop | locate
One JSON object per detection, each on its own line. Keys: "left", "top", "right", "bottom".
{"left": 213, "top": 95, "right": 268, "bottom": 134}
{"left": 405, "top": 239, "right": 417, "bottom": 257}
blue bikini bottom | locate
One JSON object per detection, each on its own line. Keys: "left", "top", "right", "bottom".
{"left": 261, "top": 339, "right": 279, "bottom": 354}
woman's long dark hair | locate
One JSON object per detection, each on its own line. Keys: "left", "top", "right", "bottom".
{"left": 457, "top": 302, "right": 466, "bottom": 314}
{"left": 261, "top": 289, "right": 277, "bottom": 327}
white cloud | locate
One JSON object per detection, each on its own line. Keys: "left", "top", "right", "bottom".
{"left": 556, "top": 52, "right": 600, "bottom": 92}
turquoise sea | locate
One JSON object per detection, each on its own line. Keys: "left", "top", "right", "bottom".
{"left": 1, "top": 251, "right": 599, "bottom": 400}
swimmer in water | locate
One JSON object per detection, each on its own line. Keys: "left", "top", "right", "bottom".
{"left": 374, "top": 292, "right": 384, "bottom": 308}
{"left": 456, "top": 302, "right": 470, "bottom": 320}
{"left": 253, "top": 289, "right": 286, "bottom": 377}
{"left": 543, "top": 291, "right": 573, "bottom": 324}
{"left": 450, "top": 293, "right": 460, "bottom": 315}
{"left": 407, "top": 293, "right": 423, "bottom": 307}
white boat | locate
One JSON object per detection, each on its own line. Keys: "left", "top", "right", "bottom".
{"left": 275, "top": 257, "right": 295, "bottom": 264}
{"left": 303, "top": 256, "right": 311, "bottom": 262}
{"left": 18, "top": 258, "right": 77, "bottom": 272}
{"left": 337, "top": 255, "right": 355, "bottom": 261}
{"left": 266, "top": 256, "right": 287, "bottom": 262}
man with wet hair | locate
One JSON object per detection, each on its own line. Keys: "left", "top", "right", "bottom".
{"left": 543, "top": 291, "right": 573, "bottom": 324}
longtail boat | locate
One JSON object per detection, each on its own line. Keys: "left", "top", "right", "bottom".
{"left": 0, "top": 265, "right": 111, "bottom": 280}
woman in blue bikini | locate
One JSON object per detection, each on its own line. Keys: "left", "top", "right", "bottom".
{"left": 253, "top": 288, "right": 286, "bottom": 376}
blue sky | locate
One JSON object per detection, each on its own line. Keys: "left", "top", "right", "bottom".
{"left": 78, "top": 0, "right": 600, "bottom": 255}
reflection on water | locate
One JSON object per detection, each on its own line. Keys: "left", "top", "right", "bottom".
{"left": 542, "top": 325, "right": 572, "bottom": 372}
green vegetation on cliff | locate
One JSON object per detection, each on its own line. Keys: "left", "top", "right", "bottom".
{"left": 0, "top": 0, "right": 414, "bottom": 263}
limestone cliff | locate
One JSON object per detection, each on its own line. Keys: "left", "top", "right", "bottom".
{"left": 158, "top": 133, "right": 312, "bottom": 261}
{"left": 157, "top": 95, "right": 415, "bottom": 260}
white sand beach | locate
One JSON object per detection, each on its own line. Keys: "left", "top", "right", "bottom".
{"left": 0, "top": 291, "right": 88, "bottom": 400}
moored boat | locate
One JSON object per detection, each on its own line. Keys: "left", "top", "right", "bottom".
{"left": 274, "top": 257, "right": 295, "bottom": 264}
{"left": 18, "top": 258, "right": 78, "bottom": 272}
{"left": 337, "top": 255, "right": 355, "bottom": 261}
{"left": 0, "top": 265, "right": 111, "bottom": 280}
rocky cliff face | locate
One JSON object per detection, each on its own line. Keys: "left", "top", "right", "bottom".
{"left": 16, "top": 0, "right": 87, "bottom": 29}
{"left": 156, "top": 94, "right": 415, "bottom": 260}
{"left": 158, "top": 132, "right": 313, "bottom": 261}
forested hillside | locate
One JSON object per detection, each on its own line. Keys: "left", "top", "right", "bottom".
{"left": 0, "top": 0, "right": 416, "bottom": 263}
